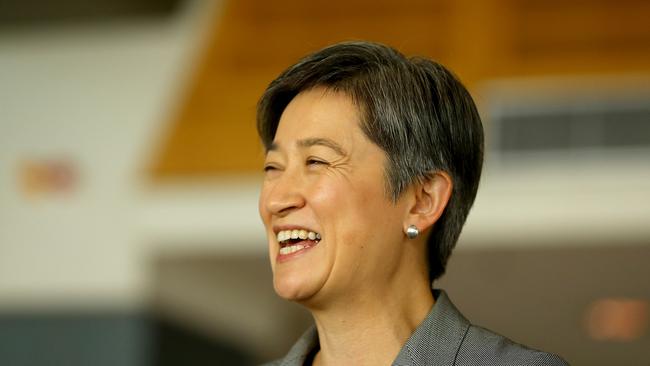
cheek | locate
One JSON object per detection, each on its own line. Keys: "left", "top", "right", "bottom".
{"left": 309, "top": 186, "right": 339, "bottom": 242}
{"left": 310, "top": 176, "right": 388, "bottom": 240}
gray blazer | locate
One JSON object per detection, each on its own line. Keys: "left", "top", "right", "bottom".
{"left": 263, "top": 290, "right": 568, "bottom": 366}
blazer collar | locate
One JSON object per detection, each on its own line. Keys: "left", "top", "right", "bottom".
{"left": 277, "top": 289, "right": 470, "bottom": 366}
{"left": 392, "top": 289, "right": 470, "bottom": 366}
{"left": 278, "top": 325, "right": 318, "bottom": 366}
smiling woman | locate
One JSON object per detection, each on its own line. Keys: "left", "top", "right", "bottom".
{"left": 256, "top": 41, "right": 568, "bottom": 366}
{"left": 261, "top": 87, "right": 416, "bottom": 304}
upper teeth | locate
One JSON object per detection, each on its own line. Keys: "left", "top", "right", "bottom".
{"left": 277, "top": 229, "right": 321, "bottom": 243}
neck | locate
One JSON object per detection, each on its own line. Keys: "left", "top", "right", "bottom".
{"left": 309, "top": 268, "right": 434, "bottom": 366}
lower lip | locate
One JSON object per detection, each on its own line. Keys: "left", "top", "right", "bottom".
{"left": 276, "top": 240, "right": 320, "bottom": 263}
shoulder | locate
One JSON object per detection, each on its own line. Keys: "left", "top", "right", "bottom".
{"left": 397, "top": 290, "right": 569, "bottom": 366}
{"left": 455, "top": 324, "right": 569, "bottom": 366}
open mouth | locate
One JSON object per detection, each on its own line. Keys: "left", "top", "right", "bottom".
{"left": 276, "top": 229, "right": 321, "bottom": 255}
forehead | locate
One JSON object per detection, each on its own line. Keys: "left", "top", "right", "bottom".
{"left": 273, "top": 87, "right": 363, "bottom": 143}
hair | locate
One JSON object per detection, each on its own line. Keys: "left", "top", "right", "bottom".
{"left": 257, "top": 41, "right": 484, "bottom": 281}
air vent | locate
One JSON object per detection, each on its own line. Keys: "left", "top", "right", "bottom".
{"left": 487, "top": 81, "right": 650, "bottom": 155}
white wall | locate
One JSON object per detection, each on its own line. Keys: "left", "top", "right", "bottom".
{"left": 0, "top": 0, "right": 222, "bottom": 309}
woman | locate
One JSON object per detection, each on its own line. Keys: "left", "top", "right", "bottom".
{"left": 257, "top": 41, "right": 567, "bottom": 366}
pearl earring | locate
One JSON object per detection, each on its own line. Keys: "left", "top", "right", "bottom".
{"left": 406, "top": 225, "right": 419, "bottom": 239}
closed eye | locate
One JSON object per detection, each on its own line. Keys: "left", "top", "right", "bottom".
{"left": 306, "top": 158, "right": 328, "bottom": 166}
{"left": 263, "top": 164, "right": 280, "bottom": 172}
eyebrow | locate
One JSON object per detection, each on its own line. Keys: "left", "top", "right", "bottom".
{"left": 267, "top": 137, "right": 347, "bottom": 156}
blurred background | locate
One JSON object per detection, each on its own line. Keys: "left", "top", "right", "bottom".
{"left": 1, "top": 0, "right": 649, "bottom": 365}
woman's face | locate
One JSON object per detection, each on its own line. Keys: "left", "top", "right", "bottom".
{"left": 259, "top": 87, "right": 410, "bottom": 306}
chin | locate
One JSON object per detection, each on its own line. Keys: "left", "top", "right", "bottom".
{"left": 273, "top": 272, "right": 321, "bottom": 302}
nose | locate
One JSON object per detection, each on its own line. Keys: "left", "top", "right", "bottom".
{"left": 264, "top": 170, "right": 307, "bottom": 217}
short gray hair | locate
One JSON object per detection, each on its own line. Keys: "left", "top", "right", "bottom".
{"left": 257, "top": 41, "right": 484, "bottom": 281}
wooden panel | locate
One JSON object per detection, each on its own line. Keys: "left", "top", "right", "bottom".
{"left": 509, "top": 0, "right": 650, "bottom": 75}
{"left": 149, "top": 0, "right": 650, "bottom": 179}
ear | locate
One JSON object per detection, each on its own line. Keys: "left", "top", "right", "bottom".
{"left": 404, "top": 171, "right": 453, "bottom": 234}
